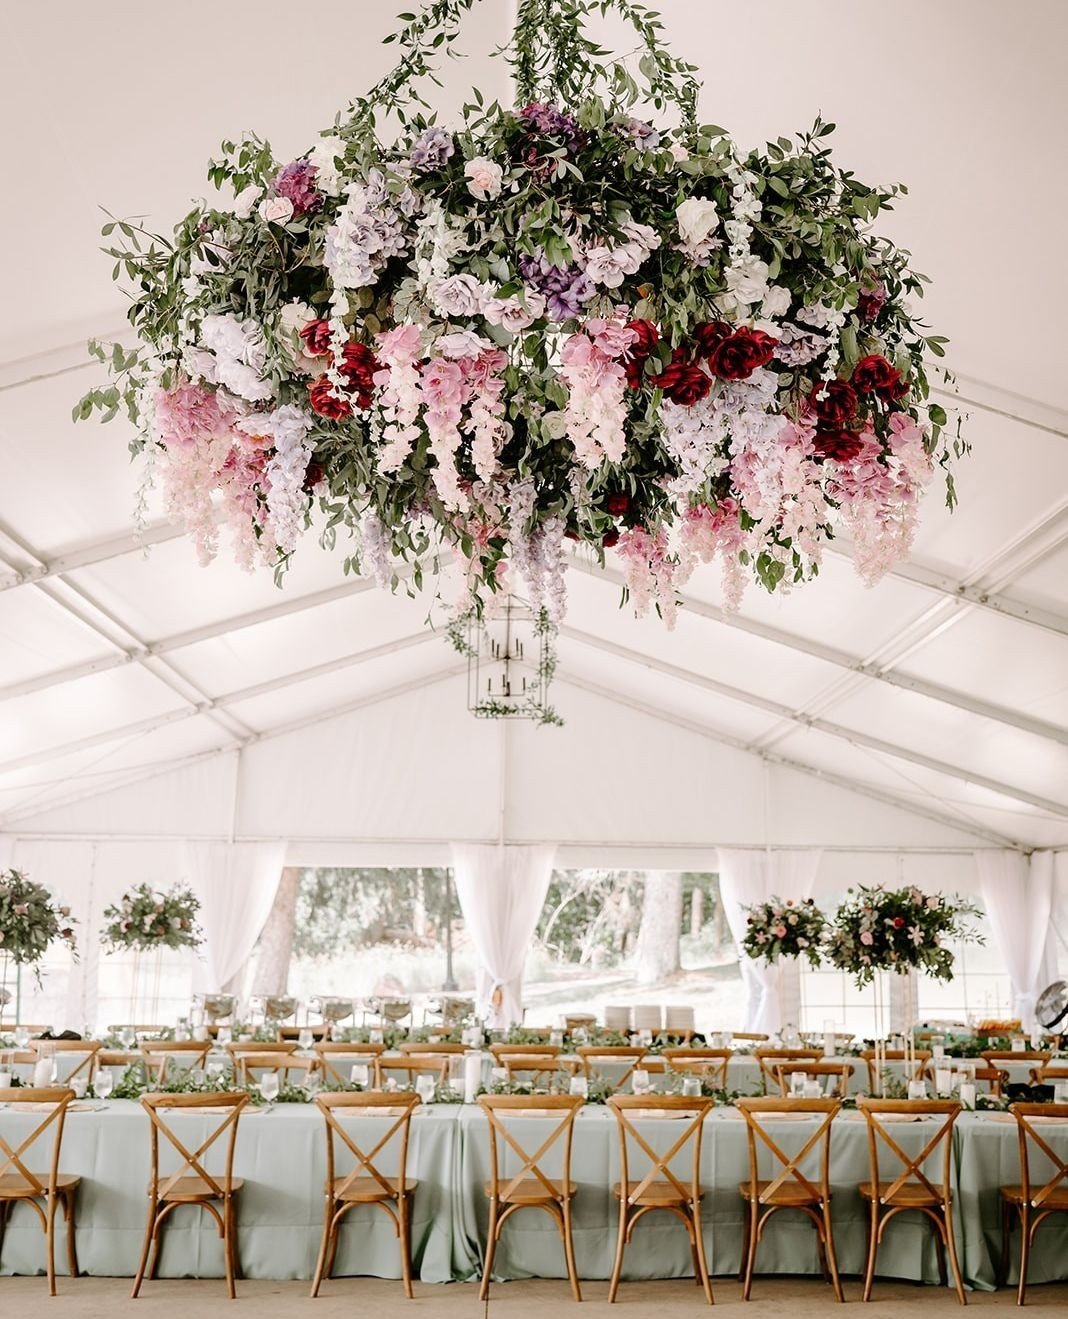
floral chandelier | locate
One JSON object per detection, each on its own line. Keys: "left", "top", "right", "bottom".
{"left": 80, "top": 0, "right": 964, "bottom": 694}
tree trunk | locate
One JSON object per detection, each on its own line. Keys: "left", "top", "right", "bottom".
{"left": 634, "top": 871, "right": 683, "bottom": 986}
{"left": 690, "top": 885, "right": 704, "bottom": 936}
{"left": 251, "top": 867, "right": 302, "bottom": 995}
{"left": 711, "top": 877, "right": 726, "bottom": 952}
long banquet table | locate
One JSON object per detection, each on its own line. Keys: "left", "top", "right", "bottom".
{"left": 1, "top": 1100, "right": 1066, "bottom": 1291}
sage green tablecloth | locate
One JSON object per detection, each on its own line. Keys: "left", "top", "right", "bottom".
{"left": 1, "top": 1102, "right": 1066, "bottom": 1290}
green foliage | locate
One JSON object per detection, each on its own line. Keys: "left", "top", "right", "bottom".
{"left": 0, "top": 870, "right": 77, "bottom": 973}
{"left": 101, "top": 883, "right": 202, "bottom": 953}
{"left": 293, "top": 867, "right": 458, "bottom": 961}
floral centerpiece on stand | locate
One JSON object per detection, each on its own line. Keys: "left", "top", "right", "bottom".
{"left": 742, "top": 895, "right": 826, "bottom": 969}
{"left": 101, "top": 883, "right": 203, "bottom": 952}
{"left": 77, "top": 0, "right": 964, "bottom": 717}
{"left": 0, "top": 870, "right": 77, "bottom": 1019}
{"left": 824, "top": 884, "right": 981, "bottom": 988}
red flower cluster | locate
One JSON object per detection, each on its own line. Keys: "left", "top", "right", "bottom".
{"left": 623, "top": 318, "right": 659, "bottom": 388}
{"left": 814, "top": 380, "right": 858, "bottom": 429}
{"left": 852, "top": 353, "right": 908, "bottom": 402}
{"left": 303, "top": 320, "right": 380, "bottom": 419}
{"left": 308, "top": 378, "right": 352, "bottom": 420}
{"left": 299, "top": 318, "right": 332, "bottom": 357}
{"left": 650, "top": 347, "right": 713, "bottom": 405}
{"left": 340, "top": 342, "right": 379, "bottom": 409}
{"left": 694, "top": 321, "right": 778, "bottom": 381}
{"left": 812, "top": 429, "right": 865, "bottom": 463}
{"left": 622, "top": 318, "right": 778, "bottom": 404}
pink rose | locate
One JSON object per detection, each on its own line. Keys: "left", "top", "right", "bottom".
{"left": 259, "top": 196, "right": 294, "bottom": 224}
{"left": 773, "top": 924, "right": 788, "bottom": 939}
{"left": 860, "top": 931, "right": 874, "bottom": 946}
{"left": 464, "top": 157, "right": 503, "bottom": 200}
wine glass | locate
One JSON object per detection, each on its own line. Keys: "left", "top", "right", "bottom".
{"left": 118, "top": 1026, "right": 136, "bottom": 1050}
{"left": 298, "top": 1028, "right": 314, "bottom": 1052}
{"left": 95, "top": 1069, "right": 114, "bottom": 1100}
{"left": 258, "top": 1071, "right": 280, "bottom": 1106}
{"left": 13, "top": 1026, "right": 30, "bottom": 1050}
{"left": 303, "top": 1070, "right": 321, "bottom": 1100}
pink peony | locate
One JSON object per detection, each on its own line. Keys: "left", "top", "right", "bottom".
{"left": 860, "top": 931, "right": 874, "bottom": 946}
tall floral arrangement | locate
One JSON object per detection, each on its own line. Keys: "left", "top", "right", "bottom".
{"left": 101, "top": 883, "right": 202, "bottom": 953}
{"left": 742, "top": 895, "right": 826, "bottom": 969}
{"left": 0, "top": 870, "right": 77, "bottom": 976}
{"left": 79, "top": 0, "right": 963, "bottom": 645}
{"left": 824, "top": 885, "right": 981, "bottom": 987}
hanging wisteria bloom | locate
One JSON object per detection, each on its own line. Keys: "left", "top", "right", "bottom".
{"left": 80, "top": 0, "right": 964, "bottom": 649}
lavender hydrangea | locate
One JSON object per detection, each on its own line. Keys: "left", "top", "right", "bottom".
{"left": 271, "top": 160, "right": 322, "bottom": 216}
{"left": 409, "top": 125, "right": 455, "bottom": 172}
{"left": 519, "top": 255, "right": 594, "bottom": 321}
{"left": 517, "top": 102, "right": 582, "bottom": 147}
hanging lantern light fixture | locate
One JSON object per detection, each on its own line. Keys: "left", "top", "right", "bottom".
{"left": 462, "top": 596, "right": 560, "bottom": 725}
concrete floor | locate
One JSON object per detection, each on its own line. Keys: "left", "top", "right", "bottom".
{"left": 4, "top": 1276, "right": 1068, "bottom": 1317}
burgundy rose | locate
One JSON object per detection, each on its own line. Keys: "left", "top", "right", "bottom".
{"left": 606, "top": 494, "right": 630, "bottom": 516}
{"left": 814, "top": 380, "right": 858, "bottom": 429}
{"left": 302, "top": 460, "right": 325, "bottom": 493}
{"left": 692, "top": 320, "right": 732, "bottom": 359}
{"left": 852, "top": 354, "right": 900, "bottom": 395}
{"left": 649, "top": 348, "right": 689, "bottom": 393}
{"left": 892, "top": 916, "right": 906, "bottom": 929}
{"left": 340, "top": 341, "right": 380, "bottom": 408}
{"left": 857, "top": 280, "right": 887, "bottom": 322}
{"left": 624, "top": 319, "right": 659, "bottom": 388}
{"left": 601, "top": 528, "right": 620, "bottom": 548}
{"left": 813, "top": 428, "right": 865, "bottom": 462}
{"left": 300, "top": 319, "right": 332, "bottom": 357}
{"left": 308, "top": 377, "right": 352, "bottom": 420}
{"left": 664, "top": 363, "right": 713, "bottom": 406}
{"left": 708, "top": 328, "right": 778, "bottom": 381}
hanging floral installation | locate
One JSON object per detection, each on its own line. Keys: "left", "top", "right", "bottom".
{"left": 100, "top": 883, "right": 203, "bottom": 953}
{"left": 742, "top": 896, "right": 827, "bottom": 969}
{"left": 79, "top": 0, "right": 964, "bottom": 657}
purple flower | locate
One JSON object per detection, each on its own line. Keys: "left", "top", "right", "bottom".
{"left": 620, "top": 117, "right": 661, "bottom": 150}
{"left": 519, "top": 255, "right": 595, "bottom": 321}
{"left": 517, "top": 102, "right": 583, "bottom": 147}
{"left": 409, "top": 126, "right": 455, "bottom": 171}
{"left": 271, "top": 160, "right": 322, "bottom": 217}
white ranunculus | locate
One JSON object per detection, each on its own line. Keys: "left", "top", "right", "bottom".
{"left": 428, "top": 273, "right": 489, "bottom": 318}
{"left": 463, "top": 157, "right": 503, "bottom": 200}
{"left": 182, "top": 347, "right": 218, "bottom": 384}
{"left": 259, "top": 196, "right": 294, "bottom": 225}
{"left": 231, "top": 184, "right": 261, "bottom": 219}
{"left": 724, "top": 254, "right": 770, "bottom": 305}
{"left": 676, "top": 196, "right": 721, "bottom": 247}
{"left": 760, "top": 284, "right": 791, "bottom": 319}
{"left": 307, "top": 134, "right": 346, "bottom": 197}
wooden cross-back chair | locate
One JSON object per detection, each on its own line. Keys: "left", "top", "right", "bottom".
{"left": 860, "top": 1049, "right": 931, "bottom": 1092}
{"left": 374, "top": 1055, "right": 449, "bottom": 1090}
{"left": 774, "top": 1060, "right": 855, "bottom": 1100}
{"left": 233, "top": 1052, "right": 317, "bottom": 1087}
{"left": 132, "top": 1090, "right": 248, "bottom": 1300}
{"left": 1030, "top": 1062, "right": 1068, "bottom": 1086}
{"left": 225, "top": 1040, "right": 297, "bottom": 1060}
{"left": 490, "top": 1043, "right": 569, "bottom": 1085}
{"left": 399, "top": 1041, "right": 466, "bottom": 1055}
{"left": 662, "top": 1048, "right": 732, "bottom": 1089}
{"left": 139, "top": 1041, "right": 211, "bottom": 1085}
{"left": 999, "top": 1102, "right": 1068, "bottom": 1305}
{"left": 278, "top": 1024, "right": 330, "bottom": 1043}
{"left": 0, "top": 1087, "right": 80, "bottom": 1296}
{"left": 732, "top": 1032, "right": 769, "bottom": 1043}
{"left": 982, "top": 1050, "right": 1051, "bottom": 1069}
{"left": 314, "top": 1042, "right": 385, "bottom": 1086}
{"left": 753, "top": 1048, "right": 823, "bottom": 1094}
{"left": 35, "top": 1040, "right": 102, "bottom": 1084}
{"left": 478, "top": 1094, "right": 584, "bottom": 1302}
{"left": 923, "top": 1062, "right": 1008, "bottom": 1098}
{"left": 311, "top": 1090, "right": 421, "bottom": 1298}
{"left": 856, "top": 1098, "right": 965, "bottom": 1305}
{"left": 735, "top": 1097, "right": 843, "bottom": 1302}
{"left": 0, "top": 1050, "right": 36, "bottom": 1080}
{"left": 606, "top": 1094, "right": 714, "bottom": 1305}
{"left": 575, "top": 1045, "right": 648, "bottom": 1090}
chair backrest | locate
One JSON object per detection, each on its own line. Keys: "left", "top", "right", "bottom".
{"left": 93, "top": 1049, "right": 140, "bottom": 1078}
{"left": 479, "top": 1093, "right": 584, "bottom": 1200}
{"left": 0, "top": 1087, "right": 74, "bottom": 1195}
{"left": 860, "top": 1048, "right": 931, "bottom": 1089}
{"left": 316, "top": 1090, "right": 420, "bottom": 1199}
{"left": 856, "top": 1098, "right": 960, "bottom": 1204}
{"left": 774, "top": 1060, "right": 854, "bottom": 1098}
{"left": 314, "top": 1042, "right": 385, "bottom": 1085}
{"left": 563, "top": 1014, "right": 596, "bottom": 1031}
{"left": 733, "top": 1032, "right": 769, "bottom": 1043}
{"left": 608, "top": 1094, "right": 712, "bottom": 1206}
{"left": 226, "top": 1040, "right": 298, "bottom": 1058}
{"left": 35, "top": 1040, "right": 102, "bottom": 1083}
{"left": 632, "top": 1005, "right": 663, "bottom": 1031}
{"left": 735, "top": 1097, "right": 840, "bottom": 1203}
{"left": 399, "top": 1041, "right": 466, "bottom": 1055}
{"left": 140, "top": 1040, "right": 211, "bottom": 1084}
{"left": 140, "top": 1091, "right": 248, "bottom": 1199}
{"left": 278, "top": 1024, "right": 330, "bottom": 1042}
{"left": 495, "top": 1052, "right": 569, "bottom": 1084}
{"left": 754, "top": 1047, "right": 823, "bottom": 1090}
{"left": 923, "top": 1063, "right": 1007, "bottom": 1097}
{"left": 576, "top": 1045, "right": 647, "bottom": 1087}
{"left": 1010, "top": 1102, "right": 1068, "bottom": 1208}
{"left": 662, "top": 1048, "right": 732, "bottom": 1088}
{"left": 982, "top": 1050, "right": 1051, "bottom": 1065}
{"left": 234, "top": 1052, "right": 317, "bottom": 1085}
{"left": 1031, "top": 1063, "right": 1068, "bottom": 1084}
{"left": 374, "top": 1055, "right": 449, "bottom": 1089}
{"left": 663, "top": 1006, "right": 696, "bottom": 1032}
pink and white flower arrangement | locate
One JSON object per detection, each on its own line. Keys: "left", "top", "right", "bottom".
{"left": 742, "top": 896, "right": 827, "bottom": 969}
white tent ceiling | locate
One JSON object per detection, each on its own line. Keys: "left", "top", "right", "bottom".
{"left": 1, "top": 1, "right": 1066, "bottom": 861}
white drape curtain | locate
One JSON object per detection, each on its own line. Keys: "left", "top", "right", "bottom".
{"left": 183, "top": 841, "right": 287, "bottom": 991}
{"left": 451, "top": 843, "right": 555, "bottom": 1027}
{"left": 0, "top": 834, "right": 15, "bottom": 871}
{"left": 975, "top": 850, "right": 1058, "bottom": 1031}
{"left": 717, "top": 848, "right": 823, "bottom": 1035}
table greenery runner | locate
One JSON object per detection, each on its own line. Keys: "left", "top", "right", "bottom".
{"left": 101, "top": 883, "right": 203, "bottom": 952}
{"left": 79, "top": 0, "right": 964, "bottom": 684}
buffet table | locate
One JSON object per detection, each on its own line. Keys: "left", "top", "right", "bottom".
{"left": 1, "top": 1102, "right": 1065, "bottom": 1291}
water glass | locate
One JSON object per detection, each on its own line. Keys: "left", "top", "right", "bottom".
{"left": 0, "top": 1066, "right": 12, "bottom": 1090}
{"left": 632, "top": 1069, "right": 651, "bottom": 1096}
{"left": 681, "top": 1075, "right": 702, "bottom": 1098}
{"left": 790, "top": 1070, "right": 806, "bottom": 1097}
{"left": 415, "top": 1075, "right": 436, "bottom": 1105}
{"left": 569, "top": 1075, "right": 589, "bottom": 1099}
{"left": 350, "top": 1064, "right": 369, "bottom": 1088}
{"left": 907, "top": 1079, "right": 928, "bottom": 1101}
{"left": 369, "top": 1028, "right": 384, "bottom": 1045}
{"left": 70, "top": 1077, "right": 88, "bottom": 1099}
{"left": 216, "top": 1026, "right": 232, "bottom": 1046}
{"left": 298, "top": 1028, "right": 314, "bottom": 1051}
{"left": 95, "top": 1069, "right": 114, "bottom": 1100}
{"left": 490, "top": 1067, "right": 508, "bottom": 1086}
{"left": 118, "top": 1026, "right": 136, "bottom": 1050}
{"left": 14, "top": 1027, "right": 30, "bottom": 1050}
{"left": 258, "top": 1072, "right": 280, "bottom": 1104}
{"left": 550, "top": 1030, "right": 564, "bottom": 1049}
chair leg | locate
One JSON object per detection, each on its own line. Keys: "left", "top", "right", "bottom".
{"left": 227, "top": 1197, "right": 242, "bottom": 1283}
{"left": 742, "top": 1199, "right": 760, "bottom": 1302}
{"left": 863, "top": 1200, "right": 879, "bottom": 1303}
{"left": 310, "top": 1200, "right": 335, "bottom": 1298}
{"left": 822, "top": 1201, "right": 844, "bottom": 1303}
{"left": 131, "top": 1202, "right": 158, "bottom": 1298}
{"left": 561, "top": 1197, "right": 582, "bottom": 1303}
{"left": 64, "top": 1190, "right": 79, "bottom": 1278}
{"left": 607, "top": 1200, "right": 628, "bottom": 1304}
{"left": 997, "top": 1202, "right": 1013, "bottom": 1289}
{"left": 480, "top": 1199, "right": 499, "bottom": 1303}
{"left": 222, "top": 1200, "right": 236, "bottom": 1300}
{"left": 691, "top": 1204, "right": 714, "bottom": 1306}
{"left": 738, "top": 1198, "right": 749, "bottom": 1282}
{"left": 1016, "top": 1206, "right": 1030, "bottom": 1308}
{"left": 933, "top": 1217, "right": 948, "bottom": 1289}
{"left": 399, "top": 1194, "right": 414, "bottom": 1300}
{"left": 943, "top": 1205, "right": 967, "bottom": 1307}
{"left": 45, "top": 1194, "right": 58, "bottom": 1297}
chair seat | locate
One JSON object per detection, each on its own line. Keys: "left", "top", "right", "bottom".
{"left": 612, "top": 1179, "right": 698, "bottom": 1206}
{"left": 487, "top": 1177, "right": 575, "bottom": 1204}
{"left": 859, "top": 1180, "right": 946, "bottom": 1208}
{"left": 156, "top": 1176, "right": 244, "bottom": 1202}
{"left": 331, "top": 1174, "right": 417, "bottom": 1203}
{"left": 739, "top": 1180, "right": 823, "bottom": 1207}
{"left": 0, "top": 1173, "right": 80, "bottom": 1199}
{"left": 1000, "top": 1184, "right": 1068, "bottom": 1210}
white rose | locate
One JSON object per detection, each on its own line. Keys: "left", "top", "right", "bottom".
{"left": 182, "top": 346, "right": 218, "bottom": 383}
{"left": 760, "top": 284, "right": 791, "bottom": 319}
{"left": 428, "top": 273, "right": 489, "bottom": 318}
{"left": 724, "top": 254, "right": 770, "bottom": 305}
{"left": 436, "top": 330, "right": 494, "bottom": 359}
{"left": 232, "top": 184, "right": 261, "bottom": 219}
{"left": 464, "top": 157, "right": 503, "bottom": 200}
{"left": 676, "top": 196, "right": 721, "bottom": 247}
{"left": 307, "top": 134, "right": 346, "bottom": 197}
{"left": 483, "top": 290, "right": 546, "bottom": 333}
{"left": 259, "top": 196, "right": 294, "bottom": 225}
